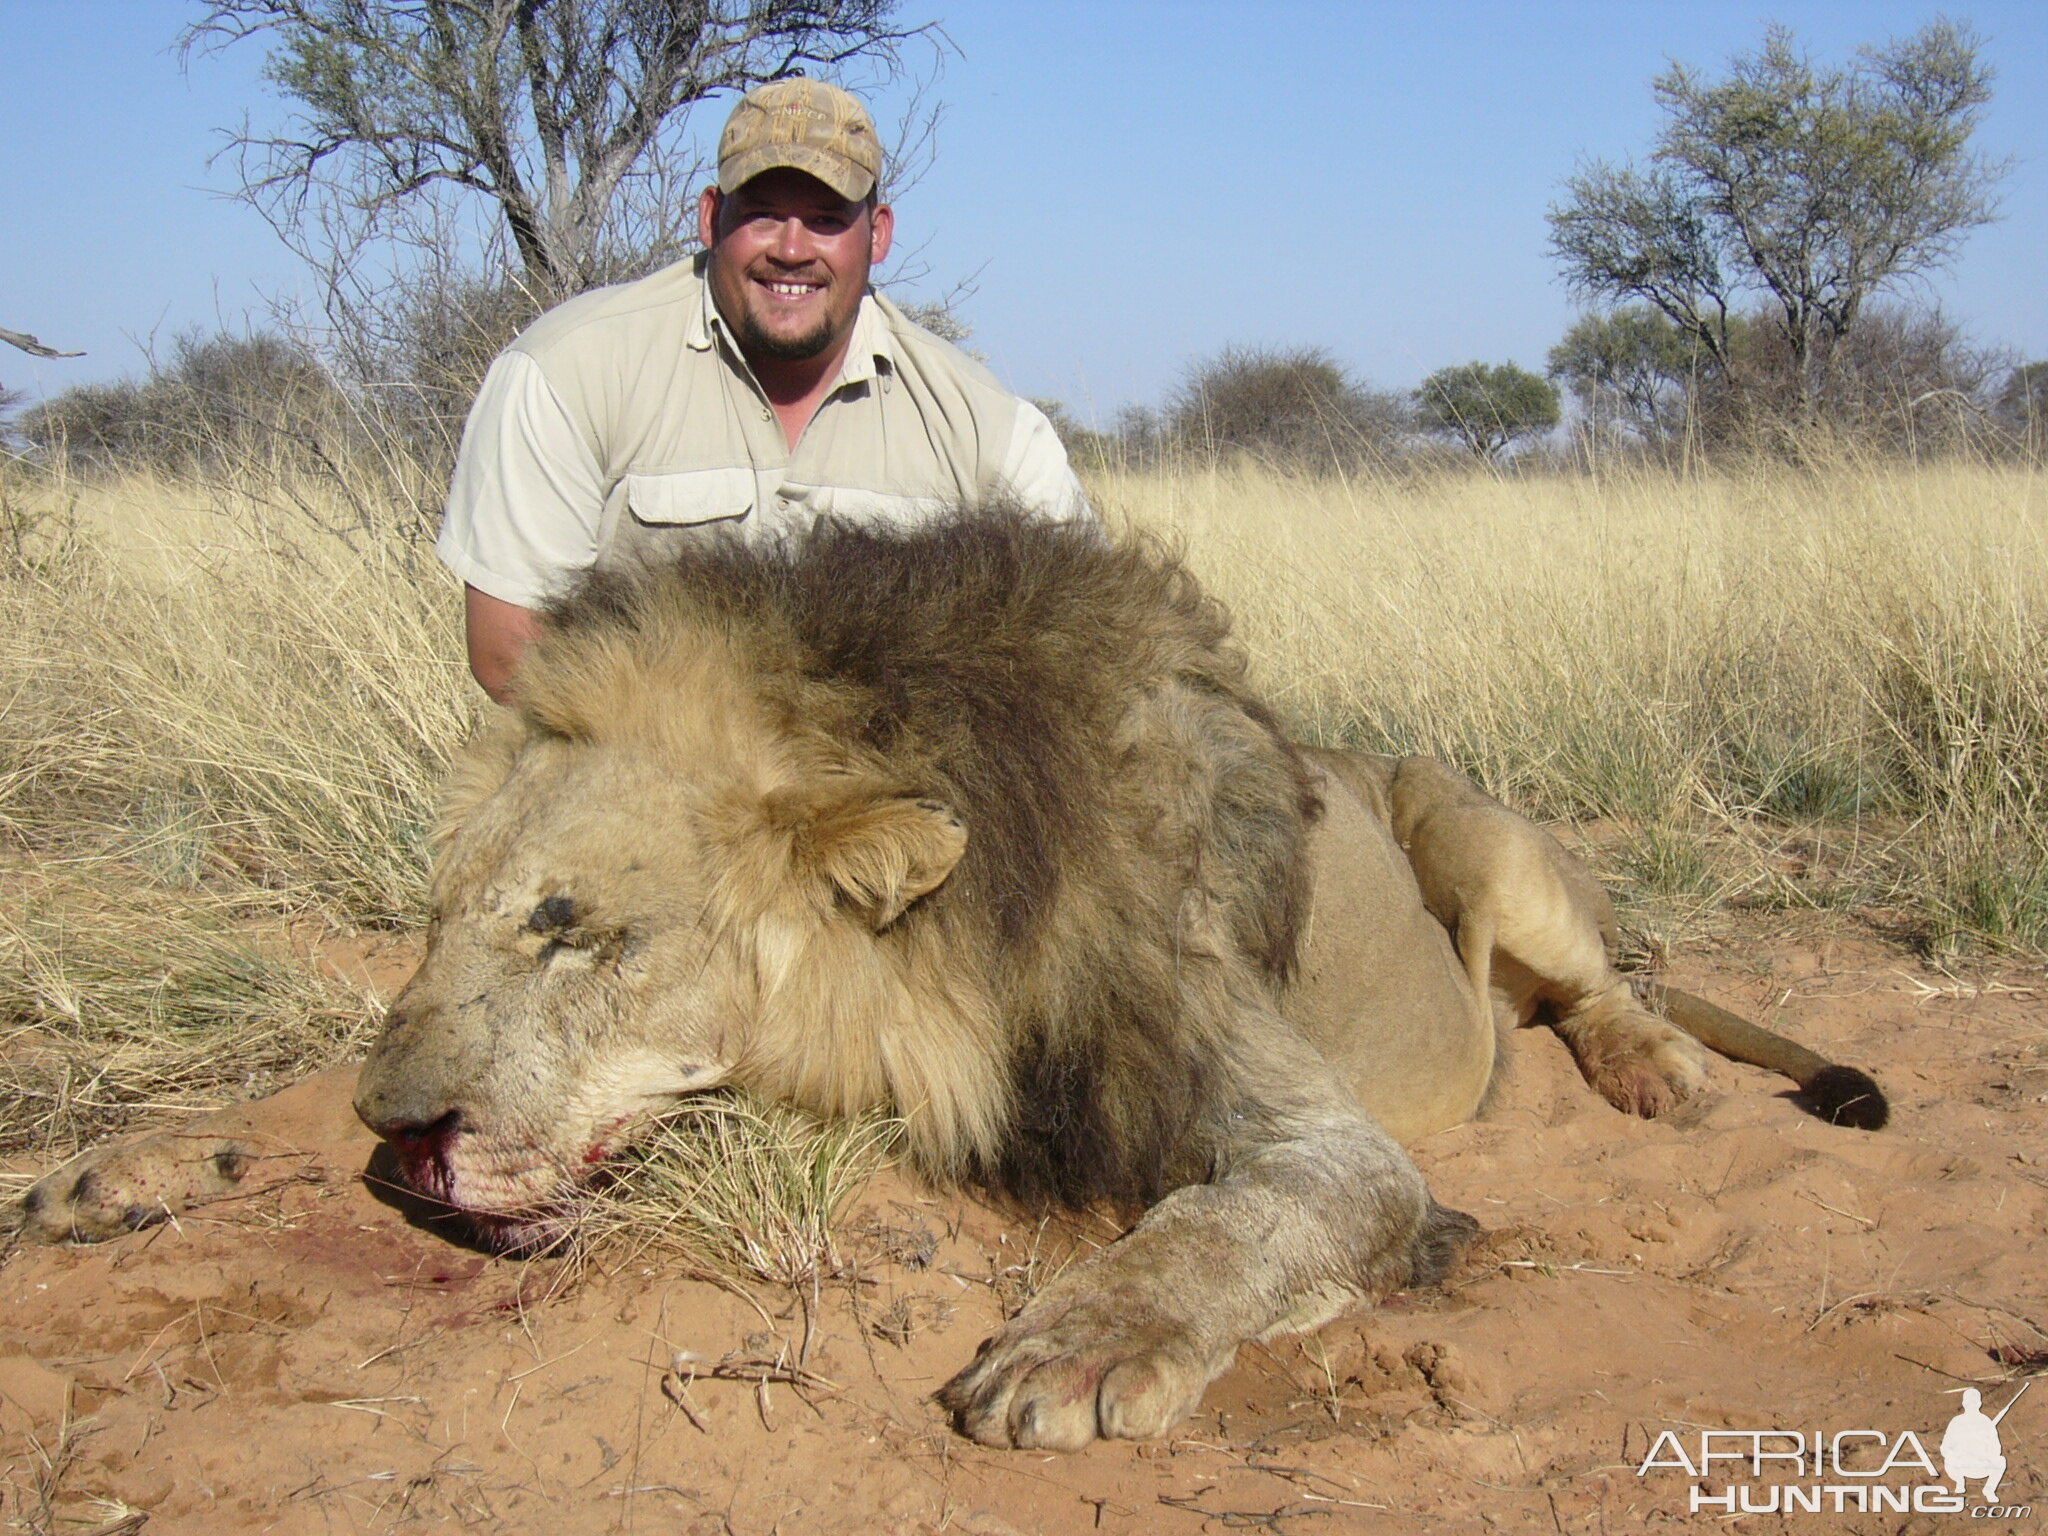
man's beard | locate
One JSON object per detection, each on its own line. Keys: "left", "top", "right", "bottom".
{"left": 731, "top": 305, "right": 838, "bottom": 362}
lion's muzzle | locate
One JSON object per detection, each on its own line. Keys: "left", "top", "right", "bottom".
{"left": 355, "top": 1049, "right": 573, "bottom": 1232}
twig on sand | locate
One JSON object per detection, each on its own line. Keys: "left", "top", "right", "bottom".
{"left": 659, "top": 1368, "right": 710, "bottom": 1433}
{"left": 659, "top": 1340, "right": 841, "bottom": 1432}
{"left": 1800, "top": 1191, "right": 1879, "bottom": 1229}
{"left": 1892, "top": 968, "right": 2037, "bottom": 1004}
{"left": 1158, "top": 1490, "right": 1332, "bottom": 1529}
{"left": 1892, "top": 1353, "right": 2007, "bottom": 1384}
{"left": 1245, "top": 1461, "right": 1389, "bottom": 1511}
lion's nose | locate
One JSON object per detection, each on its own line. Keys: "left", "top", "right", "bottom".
{"left": 353, "top": 1013, "right": 475, "bottom": 1143}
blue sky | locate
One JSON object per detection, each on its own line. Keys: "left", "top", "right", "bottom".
{"left": 5, "top": 1, "right": 2043, "bottom": 422}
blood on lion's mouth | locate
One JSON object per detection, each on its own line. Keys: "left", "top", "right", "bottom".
{"left": 382, "top": 1114, "right": 649, "bottom": 1255}
{"left": 385, "top": 1157, "right": 589, "bottom": 1256}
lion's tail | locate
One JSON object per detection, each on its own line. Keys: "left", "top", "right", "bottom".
{"left": 1643, "top": 984, "right": 1890, "bottom": 1131}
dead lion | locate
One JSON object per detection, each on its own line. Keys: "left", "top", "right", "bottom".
{"left": 17, "top": 509, "right": 1885, "bottom": 1450}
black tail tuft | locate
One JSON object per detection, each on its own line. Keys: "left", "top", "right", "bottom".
{"left": 1408, "top": 1200, "right": 1482, "bottom": 1288}
{"left": 1805, "top": 1064, "right": 1889, "bottom": 1131}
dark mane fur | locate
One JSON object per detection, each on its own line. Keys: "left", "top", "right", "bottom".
{"left": 541, "top": 506, "right": 1320, "bottom": 1212}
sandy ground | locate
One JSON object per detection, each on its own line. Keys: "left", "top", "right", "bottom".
{"left": 2, "top": 915, "right": 2044, "bottom": 1535}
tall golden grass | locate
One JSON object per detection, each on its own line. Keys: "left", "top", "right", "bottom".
{"left": 1097, "top": 455, "right": 2048, "bottom": 950}
{"left": 0, "top": 465, "right": 471, "bottom": 920}
{"left": 1, "top": 449, "right": 2042, "bottom": 1166}
{"left": 0, "top": 462, "right": 467, "bottom": 1159}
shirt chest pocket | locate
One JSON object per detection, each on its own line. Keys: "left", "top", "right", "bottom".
{"left": 622, "top": 468, "right": 755, "bottom": 527}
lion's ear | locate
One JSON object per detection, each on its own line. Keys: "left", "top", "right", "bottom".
{"left": 797, "top": 793, "right": 967, "bottom": 931}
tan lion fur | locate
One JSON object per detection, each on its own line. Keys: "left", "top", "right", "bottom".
{"left": 1318, "top": 749, "right": 1711, "bottom": 1116}
{"left": 1313, "top": 750, "right": 1886, "bottom": 1127}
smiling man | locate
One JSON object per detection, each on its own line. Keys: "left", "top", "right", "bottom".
{"left": 438, "top": 79, "right": 1093, "bottom": 702}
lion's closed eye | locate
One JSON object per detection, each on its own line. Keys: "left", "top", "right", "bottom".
{"left": 527, "top": 895, "right": 578, "bottom": 932}
{"left": 514, "top": 896, "right": 624, "bottom": 968}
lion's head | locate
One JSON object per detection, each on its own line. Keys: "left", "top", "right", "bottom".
{"left": 355, "top": 625, "right": 985, "bottom": 1251}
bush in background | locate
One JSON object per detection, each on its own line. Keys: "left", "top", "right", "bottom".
{"left": 1161, "top": 345, "right": 1408, "bottom": 473}
{"left": 20, "top": 330, "right": 345, "bottom": 477}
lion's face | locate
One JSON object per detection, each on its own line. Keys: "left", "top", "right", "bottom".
{"left": 355, "top": 733, "right": 740, "bottom": 1247}
{"left": 353, "top": 719, "right": 966, "bottom": 1251}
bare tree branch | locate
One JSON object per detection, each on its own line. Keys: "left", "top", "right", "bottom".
{"left": 1, "top": 328, "right": 85, "bottom": 359}
{"left": 184, "top": 0, "right": 935, "bottom": 299}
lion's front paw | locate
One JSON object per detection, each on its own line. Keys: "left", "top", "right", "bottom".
{"left": 16, "top": 1134, "right": 254, "bottom": 1243}
{"left": 938, "top": 1288, "right": 1230, "bottom": 1451}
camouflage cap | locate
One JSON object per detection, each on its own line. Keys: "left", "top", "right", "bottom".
{"left": 717, "top": 79, "right": 882, "bottom": 202}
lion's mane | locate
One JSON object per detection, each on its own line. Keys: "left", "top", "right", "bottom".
{"left": 516, "top": 509, "right": 1319, "bottom": 1212}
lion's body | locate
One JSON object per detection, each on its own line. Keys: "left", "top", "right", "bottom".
{"left": 20, "top": 509, "right": 1886, "bottom": 1447}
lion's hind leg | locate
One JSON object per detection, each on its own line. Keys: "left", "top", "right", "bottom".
{"left": 1451, "top": 908, "right": 1499, "bottom": 1034}
{"left": 1469, "top": 853, "right": 1709, "bottom": 1118}
{"left": 1382, "top": 755, "right": 1709, "bottom": 1118}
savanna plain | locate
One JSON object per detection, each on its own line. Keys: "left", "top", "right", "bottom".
{"left": 0, "top": 453, "right": 2043, "bottom": 1533}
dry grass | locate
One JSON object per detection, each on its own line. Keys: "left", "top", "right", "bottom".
{"left": 1094, "top": 454, "right": 2048, "bottom": 951}
{"left": 0, "top": 462, "right": 473, "bottom": 923}
{"left": 0, "top": 862, "right": 379, "bottom": 1161}
{"left": 0, "top": 460, "right": 456, "bottom": 1164}
{"left": 579, "top": 1096, "right": 901, "bottom": 1288}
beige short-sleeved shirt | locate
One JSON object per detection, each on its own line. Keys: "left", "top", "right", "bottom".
{"left": 438, "top": 254, "right": 1093, "bottom": 607}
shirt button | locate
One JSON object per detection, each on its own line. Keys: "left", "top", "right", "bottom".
{"left": 760, "top": 406, "right": 772, "bottom": 421}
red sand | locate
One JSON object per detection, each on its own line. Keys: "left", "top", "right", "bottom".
{"left": 3, "top": 916, "right": 2043, "bottom": 1534}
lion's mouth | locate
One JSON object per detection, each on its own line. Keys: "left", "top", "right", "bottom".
{"left": 386, "top": 1140, "right": 586, "bottom": 1248}
{"left": 391, "top": 1176, "right": 587, "bottom": 1256}
{"left": 379, "top": 1111, "right": 652, "bottom": 1255}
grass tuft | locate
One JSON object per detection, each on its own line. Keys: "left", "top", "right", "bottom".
{"left": 580, "top": 1095, "right": 900, "bottom": 1287}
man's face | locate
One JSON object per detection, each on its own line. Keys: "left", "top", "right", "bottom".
{"left": 699, "top": 169, "right": 894, "bottom": 366}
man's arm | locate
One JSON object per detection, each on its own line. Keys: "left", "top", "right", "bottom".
{"left": 464, "top": 586, "right": 542, "bottom": 704}
{"left": 1002, "top": 399, "right": 1097, "bottom": 525}
{"left": 438, "top": 350, "right": 606, "bottom": 692}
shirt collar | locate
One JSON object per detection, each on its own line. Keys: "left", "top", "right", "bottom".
{"left": 687, "top": 257, "right": 717, "bottom": 351}
{"left": 834, "top": 298, "right": 893, "bottom": 388}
